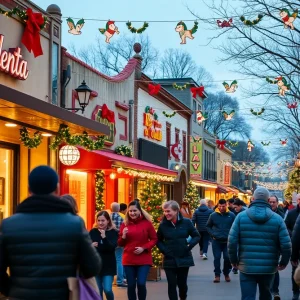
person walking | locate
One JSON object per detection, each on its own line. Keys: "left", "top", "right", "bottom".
{"left": 180, "top": 201, "right": 193, "bottom": 219}
{"left": 192, "top": 199, "right": 213, "bottom": 260}
{"left": 157, "top": 200, "right": 200, "bottom": 300}
{"left": 119, "top": 203, "right": 128, "bottom": 219}
{"left": 118, "top": 200, "right": 157, "bottom": 300}
{"left": 232, "top": 199, "right": 246, "bottom": 215}
{"left": 90, "top": 211, "right": 118, "bottom": 300}
{"left": 206, "top": 198, "right": 235, "bottom": 283}
{"left": 291, "top": 211, "right": 300, "bottom": 299}
{"left": 0, "top": 165, "right": 102, "bottom": 299}
{"left": 228, "top": 187, "right": 291, "bottom": 300}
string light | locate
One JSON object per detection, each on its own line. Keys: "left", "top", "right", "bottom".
{"left": 254, "top": 181, "right": 288, "bottom": 191}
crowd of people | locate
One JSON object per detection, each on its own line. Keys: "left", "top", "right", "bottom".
{"left": 0, "top": 165, "right": 300, "bottom": 300}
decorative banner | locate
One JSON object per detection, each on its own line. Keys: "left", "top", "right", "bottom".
{"left": 280, "top": 9, "right": 298, "bottom": 30}
{"left": 196, "top": 111, "right": 208, "bottom": 124}
{"left": 171, "top": 143, "right": 183, "bottom": 161}
{"left": 217, "top": 18, "right": 233, "bottom": 28}
{"left": 67, "top": 18, "right": 85, "bottom": 35}
{"left": 191, "top": 86, "right": 205, "bottom": 98}
{"left": 173, "top": 83, "right": 188, "bottom": 90}
{"left": 261, "top": 141, "right": 271, "bottom": 146}
{"left": 222, "top": 80, "right": 238, "bottom": 93}
{"left": 175, "top": 21, "right": 198, "bottom": 44}
{"left": 287, "top": 102, "right": 298, "bottom": 109}
{"left": 99, "top": 20, "right": 120, "bottom": 43}
{"left": 163, "top": 111, "right": 176, "bottom": 118}
{"left": 143, "top": 106, "right": 162, "bottom": 141}
{"left": 148, "top": 83, "right": 161, "bottom": 95}
{"left": 189, "top": 137, "right": 202, "bottom": 180}
{"left": 216, "top": 139, "right": 226, "bottom": 150}
{"left": 224, "top": 165, "right": 231, "bottom": 185}
{"left": 266, "top": 76, "right": 290, "bottom": 96}
{"left": 247, "top": 140, "right": 255, "bottom": 151}
{"left": 126, "top": 21, "right": 149, "bottom": 33}
{"left": 240, "top": 14, "right": 263, "bottom": 26}
{"left": 280, "top": 138, "right": 288, "bottom": 146}
{"left": 222, "top": 110, "right": 235, "bottom": 120}
{"left": 250, "top": 108, "right": 265, "bottom": 116}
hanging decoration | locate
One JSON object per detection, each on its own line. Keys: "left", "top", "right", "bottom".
{"left": 228, "top": 141, "right": 238, "bottom": 147}
{"left": 254, "top": 180, "right": 288, "bottom": 191}
{"left": 163, "top": 111, "right": 176, "bottom": 118}
{"left": 280, "top": 9, "right": 298, "bottom": 30}
{"left": 115, "top": 145, "right": 133, "bottom": 157}
{"left": 196, "top": 111, "right": 208, "bottom": 124}
{"left": 216, "top": 139, "right": 226, "bottom": 150}
{"left": 217, "top": 18, "right": 233, "bottom": 28}
{"left": 175, "top": 21, "right": 198, "bottom": 44}
{"left": 250, "top": 108, "right": 265, "bottom": 116}
{"left": 266, "top": 76, "right": 290, "bottom": 96}
{"left": 126, "top": 21, "right": 149, "bottom": 33}
{"left": 240, "top": 14, "right": 263, "bottom": 26}
{"left": 190, "top": 136, "right": 202, "bottom": 143}
{"left": 171, "top": 143, "right": 183, "bottom": 161}
{"left": 247, "top": 140, "right": 255, "bottom": 152}
{"left": 280, "top": 138, "right": 288, "bottom": 146}
{"left": 67, "top": 18, "right": 85, "bottom": 35}
{"left": 19, "top": 127, "right": 43, "bottom": 149}
{"left": 287, "top": 102, "right": 298, "bottom": 109}
{"left": 59, "top": 145, "right": 80, "bottom": 166}
{"left": 222, "top": 80, "right": 238, "bottom": 93}
{"left": 148, "top": 83, "right": 161, "bottom": 96}
{"left": 191, "top": 86, "right": 205, "bottom": 98}
{"left": 173, "top": 83, "right": 188, "bottom": 90}
{"left": 261, "top": 141, "right": 271, "bottom": 146}
{"left": 101, "top": 104, "right": 115, "bottom": 123}
{"left": 95, "top": 170, "right": 105, "bottom": 211}
{"left": 222, "top": 110, "right": 235, "bottom": 120}
{"left": 99, "top": 20, "right": 120, "bottom": 43}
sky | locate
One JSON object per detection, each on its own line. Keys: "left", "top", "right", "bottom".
{"left": 34, "top": 0, "right": 265, "bottom": 140}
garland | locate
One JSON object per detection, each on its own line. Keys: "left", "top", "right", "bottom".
{"left": 240, "top": 14, "right": 263, "bottom": 26}
{"left": 250, "top": 108, "right": 265, "bottom": 116}
{"left": 115, "top": 145, "right": 133, "bottom": 157}
{"left": 190, "top": 21, "right": 199, "bottom": 33}
{"left": 266, "top": 77, "right": 277, "bottom": 84}
{"left": 163, "top": 111, "right": 177, "bottom": 118}
{"left": 261, "top": 141, "right": 271, "bottom": 146}
{"left": 19, "top": 127, "right": 43, "bottom": 149}
{"left": 95, "top": 170, "right": 105, "bottom": 212}
{"left": 49, "top": 124, "right": 105, "bottom": 151}
{"left": 126, "top": 21, "right": 149, "bottom": 33}
{"left": 0, "top": 7, "right": 47, "bottom": 29}
{"left": 173, "top": 83, "right": 188, "bottom": 90}
{"left": 228, "top": 141, "right": 238, "bottom": 147}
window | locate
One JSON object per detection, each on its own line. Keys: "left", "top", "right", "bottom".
{"left": 175, "top": 128, "right": 180, "bottom": 144}
{"left": 52, "top": 43, "right": 59, "bottom": 105}
{"left": 118, "top": 113, "right": 128, "bottom": 141}
{"left": 166, "top": 122, "right": 171, "bottom": 158}
{"left": 182, "top": 131, "right": 187, "bottom": 163}
{"left": 193, "top": 100, "right": 197, "bottom": 122}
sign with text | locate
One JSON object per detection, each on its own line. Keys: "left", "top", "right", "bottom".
{"left": 224, "top": 165, "right": 231, "bottom": 185}
{"left": 189, "top": 137, "right": 202, "bottom": 180}
{"left": 143, "top": 106, "right": 162, "bottom": 141}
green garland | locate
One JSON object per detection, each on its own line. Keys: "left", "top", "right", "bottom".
{"left": 115, "top": 145, "right": 133, "bottom": 157}
{"left": 163, "top": 111, "right": 177, "bottom": 118}
{"left": 0, "top": 7, "right": 47, "bottom": 29}
{"left": 228, "top": 141, "right": 238, "bottom": 147}
{"left": 266, "top": 77, "right": 277, "bottom": 84}
{"left": 95, "top": 170, "right": 105, "bottom": 212}
{"left": 240, "top": 14, "right": 263, "bottom": 26}
{"left": 126, "top": 21, "right": 149, "bottom": 33}
{"left": 261, "top": 141, "right": 271, "bottom": 146}
{"left": 19, "top": 127, "right": 43, "bottom": 149}
{"left": 250, "top": 108, "right": 265, "bottom": 116}
{"left": 49, "top": 124, "right": 105, "bottom": 151}
{"left": 173, "top": 83, "right": 188, "bottom": 90}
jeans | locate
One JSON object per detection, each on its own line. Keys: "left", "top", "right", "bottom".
{"left": 212, "top": 240, "right": 231, "bottom": 276}
{"left": 115, "top": 247, "right": 124, "bottom": 285}
{"left": 164, "top": 267, "right": 189, "bottom": 300}
{"left": 271, "top": 271, "right": 279, "bottom": 294}
{"left": 96, "top": 275, "right": 114, "bottom": 300}
{"left": 292, "top": 265, "right": 300, "bottom": 293}
{"left": 240, "top": 272, "right": 274, "bottom": 300}
{"left": 124, "top": 265, "right": 150, "bottom": 300}
{"left": 199, "top": 231, "right": 210, "bottom": 254}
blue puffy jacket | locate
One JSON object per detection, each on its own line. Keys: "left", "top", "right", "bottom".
{"left": 192, "top": 205, "right": 213, "bottom": 231}
{"left": 228, "top": 200, "right": 291, "bottom": 274}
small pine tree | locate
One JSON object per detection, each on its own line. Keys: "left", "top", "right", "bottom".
{"left": 284, "top": 168, "right": 300, "bottom": 200}
{"left": 184, "top": 181, "right": 200, "bottom": 211}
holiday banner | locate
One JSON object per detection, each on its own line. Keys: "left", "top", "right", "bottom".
{"left": 224, "top": 165, "right": 231, "bottom": 185}
{"left": 189, "top": 138, "right": 202, "bottom": 180}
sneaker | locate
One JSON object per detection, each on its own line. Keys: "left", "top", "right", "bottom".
{"left": 117, "top": 283, "right": 128, "bottom": 287}
{"left": 293, "top": 292, "right": 300, "bottom": 300}
{"left": 273, "top": 293, "right": 280, "bottom": 300}
{"left": 213, "top": 276, "right": 220, "bottom": 283}
{"left": 225, "top": 275, "right": 231, "bottom": 282}
{"left": 202, "top": 254, "right": 208, "bottom": 260}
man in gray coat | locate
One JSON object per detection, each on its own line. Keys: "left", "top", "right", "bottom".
{"left": 228, "top": 187, "right": 291, "bottom": 300}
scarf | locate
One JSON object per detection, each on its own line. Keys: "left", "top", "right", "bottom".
{"left": 107, "top": 28, "right": 116, "bottom": 35}
{"left": 282, "top": 15, "right": 290, "bottom": 22}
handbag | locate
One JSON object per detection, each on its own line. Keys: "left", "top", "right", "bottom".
{"left": 294, "top": 266, "right": 300, "bottom": 286}
{"left": 67, "top": 276, "right": 101, "bottom": 300}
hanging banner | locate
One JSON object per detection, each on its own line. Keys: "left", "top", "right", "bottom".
{"left": 189, "top": 137, "right": 202, "bottom": 180}
{"left": 224, "top": 165, "right": 231, "bottom": 185}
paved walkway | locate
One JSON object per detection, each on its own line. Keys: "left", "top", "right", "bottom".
{"left": 113, "top": 247, "right": 295, "bottom": 299}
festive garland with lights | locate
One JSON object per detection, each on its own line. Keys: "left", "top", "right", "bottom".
{"left": 250, "top": 108, "right": 265, "bottom": 116}
{"left": 261, "top": 141, "right": 271, "bottom": 146}
{"left": 126, "top": 21, "right": 149, "bottom": 33}
{"left": 115, "top": 145, "right": 133, "bottom": 157}
{"left": 173, "top": 83, "right": 188, "bottom": 90}
{"left": 49, "top": 124, "right": 105, "bottom": 151}
{"left": 228, "top": 141, "right": 239, "bottom": 147}
{"left": 95, "top": 170, "right": 105, "bottom": 211}
{"left": 240, "top": 14, "right": 263, "bottom": 26}
{"left": 0, "top": 7, "right": 47, "bottom": 29}
{"left": 19, "top": 127, "right": 43, "bottom": 149}
{"left": 163, "top": 111, "right": 177, "bottom": 118}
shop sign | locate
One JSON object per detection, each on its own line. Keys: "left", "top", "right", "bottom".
{"left": 143, "top": 106, "right": 162, "bottom": 141}
{"left": 224, "top": 165, "right": 231, "bottom": 185}
{"left": 92, "top": 104, "right": 115, "bottom": 146}
{"left": 189, "top": 137, "right": 202, "bottom": 180}
{"left": 0, "top": 34, "right": 29, "bottom": 80}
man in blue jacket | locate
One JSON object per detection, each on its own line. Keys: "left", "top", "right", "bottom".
{"left": 228, "top": 187, "right": 291, "bottom": 300}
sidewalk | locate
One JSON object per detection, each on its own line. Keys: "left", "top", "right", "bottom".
{"left": 114, "top": 246, "right": 294, "bottom": 299}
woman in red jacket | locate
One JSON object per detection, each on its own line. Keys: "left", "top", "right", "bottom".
{"left": 118, "top": 200, "right": 157, "bottom": 300}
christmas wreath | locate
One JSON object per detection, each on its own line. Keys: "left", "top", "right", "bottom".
{"left": 19, "top": 127, "right": 43, "bottom": 149}
{"left": 163, "top": 111, "right": 177, "bottom": 118}
{"left": 95, "top": 170, "right": 105, "bottom": 211}
{"left": 250, "top": 108, "right": 265, "bottom": 116}
{"left": 126, "top": 21, "right": 149, "bottom": 33}
{"left": 115, "top": 145, "right": 133, "bottom": 157}
{"left": 173, "top": 83, "right": 188, "bottom": 90}
{"left": 240, "top": 14, "right": 263, "bottom": 26}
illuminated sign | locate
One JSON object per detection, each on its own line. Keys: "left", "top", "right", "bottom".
{"left": 189, "top": 137, "right": 202, "bottom": 180}
{"left": 143, "top": 106, "right": 162, "bottom": 141}
{"left": 224, "top": 165, "right": 231, "bottom": 185}
{"left": 0, "top": 34, "right": 29, "bottom": 80}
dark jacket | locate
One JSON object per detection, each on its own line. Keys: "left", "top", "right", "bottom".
{"left": 235, "top": 207, "right": 246, "bottom": 216}
{"left": 206, "top": 208, "right": 235, "bottom": 242}
{"left": 274, "top": 207, "right": 285, "bottom": 219}
{"left": 291, "top": 214, "right": 300, "bottom": 261}
{"left": 228, "top": 200, "right": 291, "bottom": 274}
{"left": 89, "top": 228, "right": 118, "bottom": 276}
{"left": 192, "top": 205, "right": 213, "bottom": 232}
{"left": 0, "top": 195, "right": 102, "bottom": 300}
{"left": 285, "top": 205, "right": 300, "bottom": 236}
{"left": 157, "top": 213, "right": 200, "bottom": 268}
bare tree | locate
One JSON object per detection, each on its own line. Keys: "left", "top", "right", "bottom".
{"left": 232, "top": 141, "right": 270, "bottom": 162}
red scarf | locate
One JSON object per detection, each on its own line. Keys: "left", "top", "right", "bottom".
{"left": 107, "top": 28, "right": 116, "bottom": 35}
{"left": 282, "top": 15, "right": 289, "bottom": 22}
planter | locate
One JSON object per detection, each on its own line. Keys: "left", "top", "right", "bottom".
{"left": 147, "top": 266, "right": 161, "bottom": 281}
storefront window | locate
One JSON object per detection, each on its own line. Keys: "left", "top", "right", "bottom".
{"left": 162, "top": 184, "right": 174, "bottom": 201}
{"left": 118, "top": 178, "right": 130, "bottom": 204}
{"left": 52, "top": 43, "right": 59, "bottom": 105}
{"left": 137, "top": 180, "right": 146, "bottom": 200}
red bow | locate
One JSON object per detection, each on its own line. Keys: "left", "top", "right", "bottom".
{"left": 21, "top": 8, "right": 44, "bottom": 57}
{"left": 216, "top": 140, "right": 226, "bottom": 149}
{"left": 287, "top": 102, "right": 298, "bottom": 109}
{"left": 101, "top": 104, "right": 115, "bottom": 123}
{"left": 217, "top": 18, "right": 233, "bottom": 28}
{"left": 148, "top": 84, "right": 161, "bottom": 95}
{"left": 191, "top": 86, "right": 205, "bottom": 98}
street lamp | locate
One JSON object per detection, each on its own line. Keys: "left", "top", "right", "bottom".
{"left": 295, "top": 152, "right": 300, "bottom": 168}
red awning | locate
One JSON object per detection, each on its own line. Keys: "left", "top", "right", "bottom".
{"left": 216, "top": 185, "right": 228, "bottom": 194}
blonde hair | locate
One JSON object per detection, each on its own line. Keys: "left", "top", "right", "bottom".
{"left": 93, "top": 210, "right": 116, "bottom": 230}
{"left": 124, "top": 199, "right": 153, "bottom": 225}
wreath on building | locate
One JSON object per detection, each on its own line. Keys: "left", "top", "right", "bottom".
{"left": 19, "top": 127, "right": 43, "bottom": 149}
{"left": 95, "top": 170, "right": 105, "bottom": 211}
{"left": 115, "top": 145, "right": 133, "bottom": 157}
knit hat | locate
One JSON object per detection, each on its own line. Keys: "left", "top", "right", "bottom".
{"left": 253, "top": 187, "right": 270, "bottom": 202}
{"left": 29, "top": 165, "right": 59, "bottom": 195}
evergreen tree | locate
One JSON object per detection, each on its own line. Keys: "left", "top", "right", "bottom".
{"left": 284, "top": 168, "right": 300, "bottom": 200}
{"left": 184, "top": 181, "right": 200, "bottom": 211}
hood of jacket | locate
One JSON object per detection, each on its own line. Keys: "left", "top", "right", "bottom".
{"left": 247, "top": 200, "right": 274, "bottom": 224}
{"left": 215, "top": 207, "right": 230, "bottom": 214}
{"left": 198, "top": 205, "right": 209, "bottom": 212}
